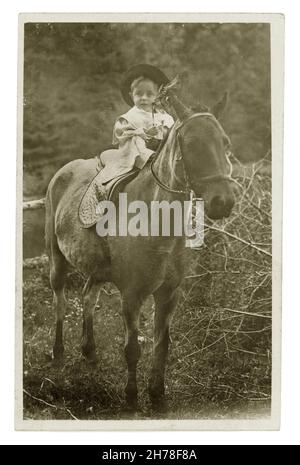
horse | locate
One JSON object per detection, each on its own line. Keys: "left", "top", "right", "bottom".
{"left": 45, "top": 85, "right": 235, "bottom": 411}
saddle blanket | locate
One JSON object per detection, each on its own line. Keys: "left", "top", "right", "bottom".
{"left": 78, "top": 166, "right": 139, "bottom": 228}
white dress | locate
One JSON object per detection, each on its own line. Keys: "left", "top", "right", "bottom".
{"left": 99, "top": 106, "right": 174, "bottom": 184}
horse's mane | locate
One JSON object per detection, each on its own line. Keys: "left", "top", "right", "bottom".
{"left": 155, "top": 126, "right": 172, "bottom": 156}
{"left": 191, "top": 103, "right": 210, "bottom": 113}
{"left": 154, "top": 101, "right": 209, "bottom": 156}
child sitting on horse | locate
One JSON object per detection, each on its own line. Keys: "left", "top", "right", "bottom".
{"left": 98, "top": 64, "right": 174, "bottom": 185}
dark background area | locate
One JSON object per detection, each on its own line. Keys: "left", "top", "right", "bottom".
{"left": 23, "top": 22, "right": 271, "bottom": 199}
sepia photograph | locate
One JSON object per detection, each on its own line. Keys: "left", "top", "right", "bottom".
{"left": 16, "top": 13, "right": 283, "bottom": 430}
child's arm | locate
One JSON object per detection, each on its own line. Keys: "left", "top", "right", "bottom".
{"left": 144, "top": 124, "right": 169, "bottom": 140}
{"left": 143, "top": 126, "right": 160, "bottom": 137}
{"left": 162, "top": 126, "right": 169, "bottom": 138}
{"left": 112, "top": 117, "right": 147, "bottom": 145}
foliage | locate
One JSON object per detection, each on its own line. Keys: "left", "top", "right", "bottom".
{"left": 23, "top": 22, "right": 271, "bottom": 197}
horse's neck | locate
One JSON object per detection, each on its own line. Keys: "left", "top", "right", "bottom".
{"left": 149, "top": 92, "right": 191, "bottom": 194}
{"left": 151, "top": 129, "right": 185, "bottom": 196}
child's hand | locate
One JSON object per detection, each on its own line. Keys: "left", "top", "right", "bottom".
{"left": 144, "top": 126, "right": 160, "bottom": 137}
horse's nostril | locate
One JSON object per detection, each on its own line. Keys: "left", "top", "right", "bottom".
{"left": 227, "top": 197, "right": 234, "bottom": 211}
{"left": 211, "top": 195, "right": 225, "bottom": 210}
{"left": 211, "top": 195, "right": 234, "bottom": 216}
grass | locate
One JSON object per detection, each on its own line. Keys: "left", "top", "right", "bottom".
{"left": 23, "top": 263, "right": 271, "bottom": 420}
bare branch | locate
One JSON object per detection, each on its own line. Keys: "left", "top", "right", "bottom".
{"left": 204, "top": 224, "right": 272, "bottom": 258}
{"left": 23, "top": 198, "right": 45, "bottom": 210}
{"left": 24, "top": 389, "right": 79, "bottom": 420}
{"left": 220, "top": 307, "right": 271, "bottom": 319}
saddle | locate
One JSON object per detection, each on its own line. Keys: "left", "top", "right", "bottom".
{"left": 78, "top": 160, "right": 139, "bottom": 228}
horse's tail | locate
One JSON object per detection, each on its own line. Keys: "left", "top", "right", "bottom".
{"left": 45, "top": 172, "right": 69, "bottom": 291}
{"left": 44, "top": 185, "right": 54, "bottom": 258}
{"left": 44, "top": 168, "right": 69, "bottom": 262}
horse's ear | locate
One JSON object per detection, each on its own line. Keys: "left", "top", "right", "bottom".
{"left": 163, "top": 74, "right": 183, "bottom": 92}
{"left": 211, "top": 91, "right": 229, "bottom": 119}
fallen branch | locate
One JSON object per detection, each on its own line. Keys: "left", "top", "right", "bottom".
{"left": 23, "top": 389, "right": 79, "bottom": 420}
{"left": 205, "top": 224, "right": 272, "bottom": 258}
{"left": 23, "top": 388, "right": 57, "bottom": 409}
{"left": 23, "top": 254, "right": 49, "bottom": 269}
{"left": 23, "top": 198, "right": 45, "bottom": 210}
{"left": 220, "top": 307, "right": 271, "bottom": 319}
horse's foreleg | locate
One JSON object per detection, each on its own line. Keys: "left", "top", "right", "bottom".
{"left": 81, "top": 277, "right": 100, "bottom": 362}
{"left": 149, "top": 286, "right": 178, "bottom": 409}
{"left": 122, "top": 294, "right": 142, "bottom": 410}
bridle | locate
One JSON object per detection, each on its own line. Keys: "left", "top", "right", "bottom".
{"left": 150, "top": 112, "right": 233, "bottom": 197}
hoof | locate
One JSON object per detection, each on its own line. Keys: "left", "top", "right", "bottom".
{"left": 125, "top": 385, "right": 138, "bottom": 412}
{"left": 150, "top": 396, "right": 168, "bottom": 414}
{"left": 125, "top": 397, "right": 138, "bottom": 413}
{"left": 52, "top": 357, "right": 64, "bottom": 368}
{"left": 81, "top": 344, "right": 97, "bottom": 363}
{"left": 52, "top": 345, "right": 64, "bottom": 363}
{"left": 148, "top": 383, "right": 167, "bottom": 413}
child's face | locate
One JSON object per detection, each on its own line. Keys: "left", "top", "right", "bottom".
{"left": 131, "top": 79, "right": 158, "bottom": 112}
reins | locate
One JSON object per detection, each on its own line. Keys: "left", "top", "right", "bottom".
{"left": 150, "top": 112, "right": 233, "bottom": 197}
{"left": 150, "top": 159, "right": 190, "bottom": 196}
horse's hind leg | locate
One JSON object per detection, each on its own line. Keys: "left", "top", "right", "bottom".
{"left": 45, "top": 196, "right": 68, "bottom": 361}
{"left": 50, "top": 248, "right": 68, "bottom": 362}
{"left": 122, "top": 293, "right": 142, "bottom": 410}
{"left": 81, "top": 277, "right": 101, "bottom": 362}
{"left": 149, "top": 285, "right": 179, "bottom": 410}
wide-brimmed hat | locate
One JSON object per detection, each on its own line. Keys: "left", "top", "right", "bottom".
{"left": 121, "top": 64, "right": 170, "bottom": 106}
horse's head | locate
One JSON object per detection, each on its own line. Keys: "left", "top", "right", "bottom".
{"left": 177, "top": 99, "right": 234, "bottom": 219}
{"left": 158, "top": 81, "right": 235, "bottom": 220}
